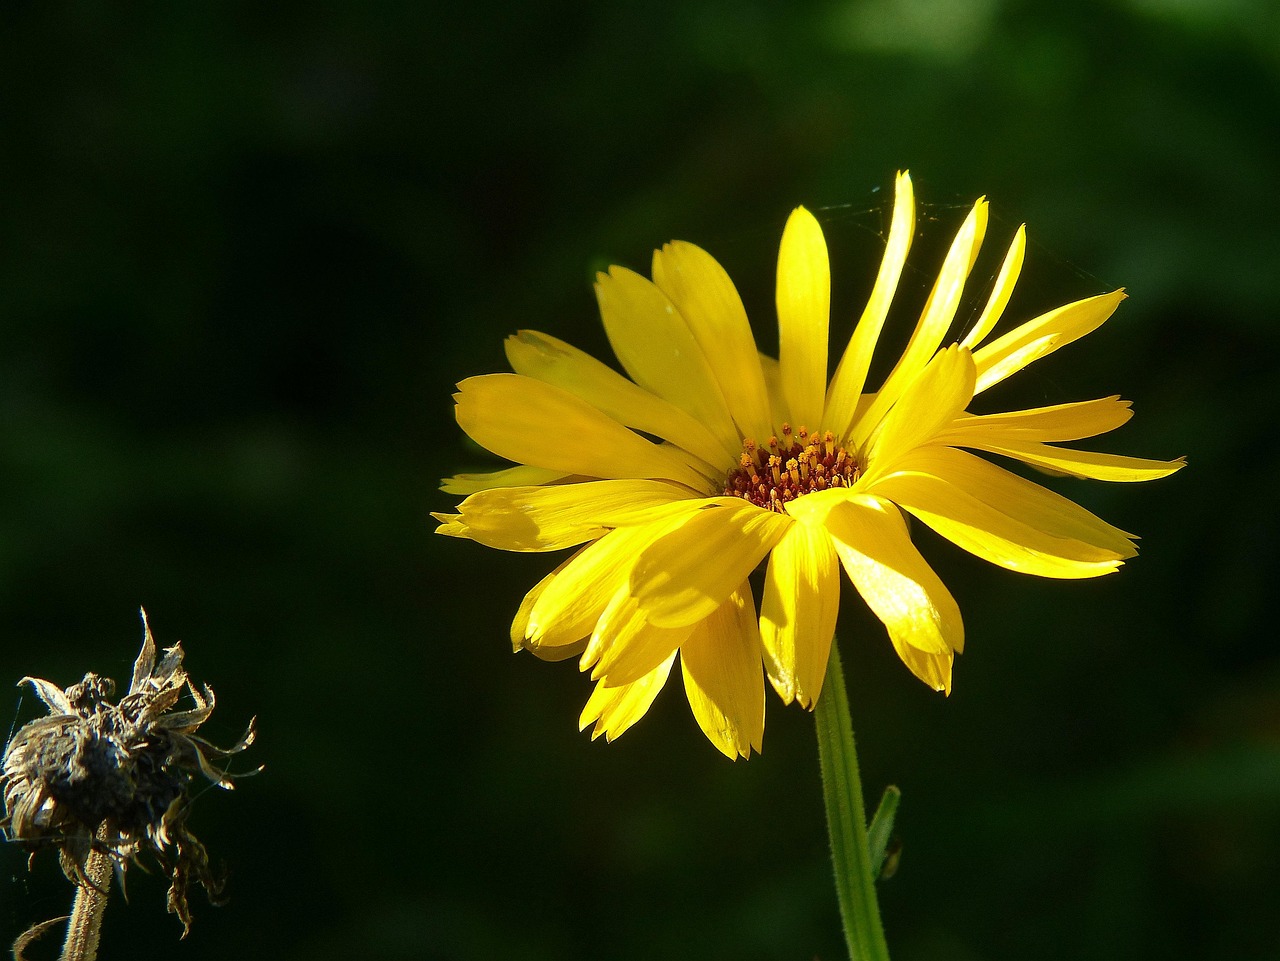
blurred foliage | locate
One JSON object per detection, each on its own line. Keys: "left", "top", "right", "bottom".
{"left": 2, "top": 0, "right": 1278, "bottom": 958}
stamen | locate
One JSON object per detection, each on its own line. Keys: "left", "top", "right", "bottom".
{"left": 724, "top": 427, "right": 863, "bottom": 512}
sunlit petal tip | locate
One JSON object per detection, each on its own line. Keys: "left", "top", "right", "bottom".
{"left": 677, "top": 585, "right": 766, "bottom": 759}
{"left": 578, "top": 654, "right": 676, "bottom": 743}
{"left": 828, "top": 497, "right": 964, "bottom": 660}
{"left": 761, "top": 521, "right": 838, "bottom": 710}
{"left": 892, "top": 170, "right": 916, "bottom": 219}
{"left": 770, "top": 680, "right": 797, "bottom": 706}
{"left": 777, "top": 204, "right": 831, "bottom": 430}
{"left": 441, "top": 464, "right": 572, "bottom": 495}
{"left": 972, "top": 288, "right": 1129, "bottom": 394}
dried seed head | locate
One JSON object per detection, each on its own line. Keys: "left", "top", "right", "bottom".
{"left": 1, "top": 609, "right": 258, "bottom": 937}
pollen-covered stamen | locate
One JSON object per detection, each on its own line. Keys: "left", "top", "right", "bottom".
{"left": 724, "top": 426, "right": 863, "bottom": 512}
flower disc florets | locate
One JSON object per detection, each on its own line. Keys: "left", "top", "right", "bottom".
{"left": 0, "top": 610, "right": 257, "bottom": 936}
{"left": 725, "top": 425, "right": 863, "bottom": 512}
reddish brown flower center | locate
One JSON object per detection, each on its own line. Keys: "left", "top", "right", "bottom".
{"left": 723, "top": 425, "right": 863, "bottom": 513}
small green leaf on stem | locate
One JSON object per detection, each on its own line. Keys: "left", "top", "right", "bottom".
{"left": 867, "top": 785, "right": 901, "bottom": 881}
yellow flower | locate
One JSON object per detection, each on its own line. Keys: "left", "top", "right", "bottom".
{"left": 435, "top": 172, "right": 1184, "bottom": 759}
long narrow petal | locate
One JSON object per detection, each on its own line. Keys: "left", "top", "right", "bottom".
{"left": 887, "top": 633, "right": 953, "bottom": 693}
{"left": 444, "top": 480, "right": 688, "bottom": 552}
{"left": 652, "top": 242, "right": 774, "bottom": 443}
{"left": 528, "top": 525, "right": 665, "bottom": 647}
{"left": 960, "top": 225, "right": 1026, "bottom": 350}
{"left": 505, "top": 329, "right": 732, "bottom": 471}
{"left": 631, "top": 498, "right": 792, "bottom": 628}
{"left": 825, "top": 495, "right": 964, "bottom": 659}
{"left": 757, "top": 352, "right": 788, "bottom": 434}
{"left": 512, "top": 558, "right": 590, "bottom": 660}
{"left": 680, "top": 584, "right": 765, "bottom": 759}
{"left": 594, "top": 267, "right": 740, "bottom": 458}
{"left": 852, "top": 198, "right": 987, "bottom": 443}
{"left": 965, "top": 438, "right": 1188, "bottom": 482}
{"left": 440, "top": 464, "right": 569, "bottom": 496}
{"left": 881, "top": 446, "right": 1138, "bottom": 549}
{"left": 825, "top": 170, "right": 915, "bottom": 439}
{"left": 586, "top": 588, "right": 695, "bottom": 685}
{"left": 865, "top": 346, "right": 976, "bottom": 481}
{"left": 776, "top": 206, "right": 830, "bottom": 430}
{"left": 431, "top": 512, "right": 465, "bottom": 537}
{"left": 937, "top": 396, "right": 1133, "bottom": 445}
{"left": 454, "top": 373, "right": 709, "bottom": 489}
{"left": 870, "top": 448, "right": 1136, "bottom": 578}
{"left": 579, "top": 653, "right": 676, "bottom": 742}
{"left": 761, "top": 520, "right": 840, "bottom": 708}
{"left": 972, "top": 290, "right": 1125, "bottom": 394}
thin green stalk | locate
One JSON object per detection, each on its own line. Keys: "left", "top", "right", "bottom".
{"left": 815, "top": 640, "right": 890, "bottom": 961}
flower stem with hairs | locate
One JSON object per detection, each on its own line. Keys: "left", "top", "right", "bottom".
{"left": 60, "top": 825, "right": 112, "bottom": 961}
{"left": 816, "top": 641, "right": 890, "bottom": 961}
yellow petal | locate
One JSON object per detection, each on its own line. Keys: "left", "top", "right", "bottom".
{"left": 888, "top": 636, "right": 954, "bottom": 694}
{"left": 512, "top": 558, "right": 590, "bottom": 660}
{"left": 775, "top": 206, "right": 830, "bottom": 431}
{"left": 757, "top": 352, "right": 788, "bottom": 435}
{"left": 586, "top": 493, "right": 709, "bottom": 529}
{"left": 528, "top": 525, "right": 661, "bottom": 647}
{"left": 887, "top": 445, "right": 1138, "bottom": 549}
{"left": 440, "top": 464, "right": 569, "bottom": 495}
{"left": 504, "top": 329, "right": 732, "bottom": 472}
{"left": 782, "top": 485, "right": 861, "bottom": 526}
{"left": 760, "top": 519, "right": 840, "bottom": 708}
{"left": 431, "top": 512, "right": 465, "bottom": 538}
{"left": 937, "top": 396, "right": 1133, "bottom": 445}
{"left": 594, "top": 267, "right": 740, "bottom": 459}
{"left": 973, "top": 334, "right": 1059, "bottom": 392}
{"left": 586, "top": 587, "right": 695, "bottom": 685}
{"left": 651, "top": 242, "right": 774, "bottom": 444}
{"left": 911, "top": 197, "right": 989, "bottom": 349}
{"left": 631, "top": 498, "right": 792, "bottom": 628}
{"left": 870, "top": 447, "right": 1136, "bottom": 578}
{"left": 852, "top": 198, "right": 987, "bottom": 444}
{"left": 959, "top": 225, "right": 1026, "bottom": 350}
{"left": 964, "top": 438, "right": 1187, "bottom": 482}
{"left": 972, "top": 290, "right": 1126, "bottom": 394}
{"left": 825, "top": 495, "right": 964, "bottom": 658}
{"left": 680, "top": 584, "right": 765, "bottom": 759}
{"left": 447, "top": 479, "right": 689, "bottom": 552}
{"left": 825, "top": 170, "right": 915, "bottom": 439}
{"left": 865, "top": 345, "right": 976, "bottom": 480}
{"left": 579, "top": 653, "right": 677, "bottom": 742}
{"left": 454, "top": 373, "right": 709, "bottom": 489}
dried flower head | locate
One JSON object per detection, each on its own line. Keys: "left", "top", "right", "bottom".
{"left": 1, "top": 609, "right": 257, "bottom": 938}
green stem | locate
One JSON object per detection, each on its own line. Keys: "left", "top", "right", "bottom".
{"left": 815, "top": 640, "right": 890, "bottom": 961}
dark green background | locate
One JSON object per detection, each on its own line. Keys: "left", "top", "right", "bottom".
{"left": 2, "top": 1, "right": 1276, "bottom": 958}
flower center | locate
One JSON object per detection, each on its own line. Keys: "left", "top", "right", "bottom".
{"left": 723, "top": 425, "right": 863, "bottom": 513}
